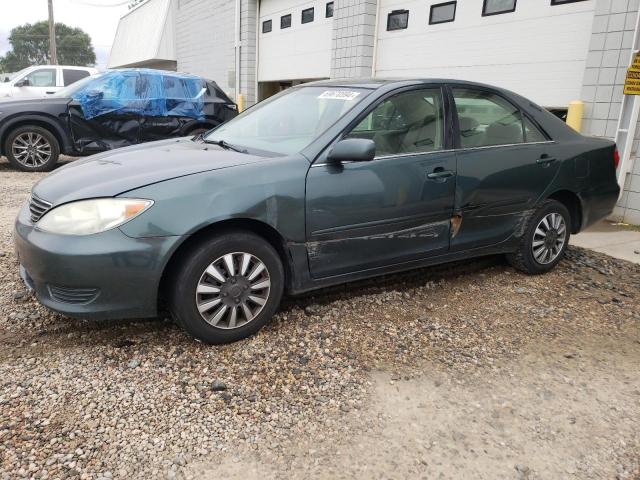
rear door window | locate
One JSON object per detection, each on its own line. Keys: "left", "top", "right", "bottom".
{"left": 452, "top": 88, "right": 524, "bottom": 148}
{"left": 63, "top": 69, "right": 90, "bottom": 86}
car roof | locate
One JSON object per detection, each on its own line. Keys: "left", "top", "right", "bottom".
{"left": 303, "top": 78, "right": 512, "bottom": 91}
{"left": 23, "top": 65, "right": 96, "bottom": 70}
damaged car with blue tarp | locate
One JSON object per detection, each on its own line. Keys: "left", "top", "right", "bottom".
{"left": 0, "top": 68, "right": 238, "bottom": 171}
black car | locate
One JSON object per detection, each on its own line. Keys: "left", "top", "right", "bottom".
{"left": 0, "top": 69, "right": 237, "bottom": 171}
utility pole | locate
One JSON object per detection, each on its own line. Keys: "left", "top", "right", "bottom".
{"left": 48, "top": 0, "right": 58, "bottom": 64}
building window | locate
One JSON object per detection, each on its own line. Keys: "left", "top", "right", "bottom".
{"left": 262, "top": 19, "right": 272, "bottom": 33}
{"left": 482, "top": 0, "right": 516, "bottom": 16}
{"left": 387, "top": 10, "right": 409, "bottom": 31}
{"left": 550, "top": 0, "right": 588, "bottom": 4}
{"left": 326, "top": 2, "right": 334, "bottom": 17}
{"left": 302, "top": 7, "right": 314, "bottom": 24}
{"left": 281, "top": 13, "right": 292, "bottom": 29}
{"left": 429, "top": 1, "right": 456, "bottom": 24}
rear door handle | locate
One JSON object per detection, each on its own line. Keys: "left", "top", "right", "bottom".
{"left": 536, "top": 154, "right": 557, "bottom": 165}
{"left": 45, "top": 91, "right": 55, "bottom": 94}
{"left": 427, "top": 169, "right": 454, "bottom": 180}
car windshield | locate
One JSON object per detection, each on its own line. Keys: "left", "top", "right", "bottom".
{"left": 54, "top": 72, "right": 106, "bottom": 97}
{"left": 205, "top": 86, "right": 368, "bottom": 155}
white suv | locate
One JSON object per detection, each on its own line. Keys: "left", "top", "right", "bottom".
{"left": 0, "top": 65, "right": 98, "bottom": 99}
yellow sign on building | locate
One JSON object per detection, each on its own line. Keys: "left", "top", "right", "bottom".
{"left": 624, "top": 52, "right": 640, "bottom": 95}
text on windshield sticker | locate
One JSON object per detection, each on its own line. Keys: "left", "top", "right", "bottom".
{"left": 318, "top": 90, "right": 361, "bottom": 101}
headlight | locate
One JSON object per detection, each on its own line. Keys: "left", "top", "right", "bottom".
{"left": 37, "top": 198, "right": 153, "bottom": 235}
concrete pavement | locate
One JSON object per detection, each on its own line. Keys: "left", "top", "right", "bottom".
{"left": 571, "top": 220, "right": 640, "bottom": 264}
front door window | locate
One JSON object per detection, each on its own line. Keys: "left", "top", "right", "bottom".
{"left": 346, "top": 88, "right": 445, "bottom": 156}
{"left": 23, "top": 69, "right": 56, "bottom": 87}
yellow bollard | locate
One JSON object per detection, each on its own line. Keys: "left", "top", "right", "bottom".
{"left": 566, "top": 100, "right": 584, "bottom": 133}
{"left": 237, "top": 93, "right": 245, "bottom": 113}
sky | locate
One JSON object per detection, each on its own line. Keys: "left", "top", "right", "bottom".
{"left": 0, "top": 0, "right": 129, "bottom": 70}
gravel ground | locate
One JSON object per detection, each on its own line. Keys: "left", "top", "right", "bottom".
{"left": 0, "top": 157, "right": 639, "bottom": 479}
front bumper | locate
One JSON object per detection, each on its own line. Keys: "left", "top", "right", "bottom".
{"left": 14, "top": 202, "right": 181, "bottom": 320}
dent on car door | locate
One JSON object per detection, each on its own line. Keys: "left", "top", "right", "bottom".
{"left": 450, "top": 87, "right": 560, "bottom": 252}
{"left": 69, "top": 72, "right": 141, "bottom": 152}
{"left": 305, "top": 86, "right": 456, "bottom": 278}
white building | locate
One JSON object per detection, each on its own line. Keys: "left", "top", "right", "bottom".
{"left": 110, "top": 0, "right": 640, "bottom": 223}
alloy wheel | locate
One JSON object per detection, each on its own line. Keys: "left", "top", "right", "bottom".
{"left": 531, "top": 212, "right": 567, "bottom": 265}
{"left": 195, "top": 252, "right": 271, "bottom": 329}
{"left": 12, "top": 132, "right": 52, "bottom": 168}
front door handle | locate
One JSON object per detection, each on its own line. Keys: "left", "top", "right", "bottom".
{"left": 427, "top": 169, "right": 454, "bottom": 180}
{"left": 536, "top": 154, "right": 557, "bottom": 166}
{"left": 45, "top": 91, "right": 55, "bottom": 94}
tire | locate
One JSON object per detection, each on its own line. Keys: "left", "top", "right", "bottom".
{"left": 4, "top": 125, "right": 60, "bottom": 172}
{"left": 506, "top": 199, "right": 571, "bottom": 275}
{"left": 168, "top": 231, "right": 285, "bottom": 344}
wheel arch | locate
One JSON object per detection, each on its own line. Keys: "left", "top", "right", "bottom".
{"left": 547, "top": 189, "right": 583, "bottom": 234}
{"left": 0, "top": 115, "right": 69, "bottom": 155}
{"left": 158, "top": 218, "right": 294, "bottom": 304}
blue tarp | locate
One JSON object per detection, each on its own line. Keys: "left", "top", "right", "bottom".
{"left": 72, "top": 69, "right": 207, "bottom": 120}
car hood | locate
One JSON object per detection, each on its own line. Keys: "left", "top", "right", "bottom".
{"left": 32, "top": 138, "right": 267, "bottom": 205}
{"left": 0, "top": 96, "right": 70, "bottom": 111}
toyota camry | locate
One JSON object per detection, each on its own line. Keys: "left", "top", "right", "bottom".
{"left": 14, "top": 79, "right": 620, "bottom": 343}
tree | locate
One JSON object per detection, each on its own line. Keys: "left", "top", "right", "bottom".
{"left": 0, "top": 21, "right": 96, "bottom": 72}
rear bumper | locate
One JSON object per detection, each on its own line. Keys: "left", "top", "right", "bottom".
{"left": 579, "top": 181, "right": 620, "bottom": 231}
{"left": 14, "top": 202, "right": 180, "bottom": 320}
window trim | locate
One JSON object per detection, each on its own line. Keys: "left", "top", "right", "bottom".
{"left": 449, "top": 85, "right": 550, "bottom": 150}
{"left": 387, "top": 9, "right": 409, "bottom": 31}
{"left": 481, "top": 0, "right": 517, "bottom": 17}
{"left": 550, "top": 0, "right": 588, "bottom": 4}
{"left": 429, "top": 1, "right": 457, "bottom": 25}
{"left": 280, "top": 13, "right": 292, "bottom": 29}
{"left": 262, "top": 19, "right": 272, "bottom": 33}
{"left": 325, "top": 1, "right": 334, "bottom": 17}
{"left": 336, "top": 84, "right": 451, "bottom": 161}
{"left": 301, "top": 7, "right": 314, "bottom": 24}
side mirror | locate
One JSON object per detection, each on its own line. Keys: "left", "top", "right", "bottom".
{"left": 327, "top": 138, "right": 376, "bottom": 163}
{"left": 3, "top": 77, "right": 9, "bottom": 83}
{"left": 15, "top": 78, "right": 30, "bottom": 87}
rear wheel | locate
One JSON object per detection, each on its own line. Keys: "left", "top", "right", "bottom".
{"left": 4, "top": 125, "right": 60, "bottom": 172}
{"left": 506, "top": 200, "right": 570, "bottom": 274}
{"left": 168, "top": 231, "right": 284, "bottom": 344}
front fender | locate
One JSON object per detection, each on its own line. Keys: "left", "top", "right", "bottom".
{"left": 118, "top": 155, "right": 309, "bottom": 243}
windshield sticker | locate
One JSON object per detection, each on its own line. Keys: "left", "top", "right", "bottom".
{"left": 318, "top": 90, "right": 361, "bottom": 101}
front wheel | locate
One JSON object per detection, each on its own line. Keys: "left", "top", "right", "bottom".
{"left": 506, "top": 200, "right": 571, "bottom": 274}
{"left": 168, "top": 231, "right": 284, "bottom": 344}
{"left": 4, "top": 126, "right": 60, "bottom": 172}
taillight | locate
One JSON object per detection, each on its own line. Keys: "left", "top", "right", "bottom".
{"left": 614, "top": 148, "right": 620, "bottom": 169}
